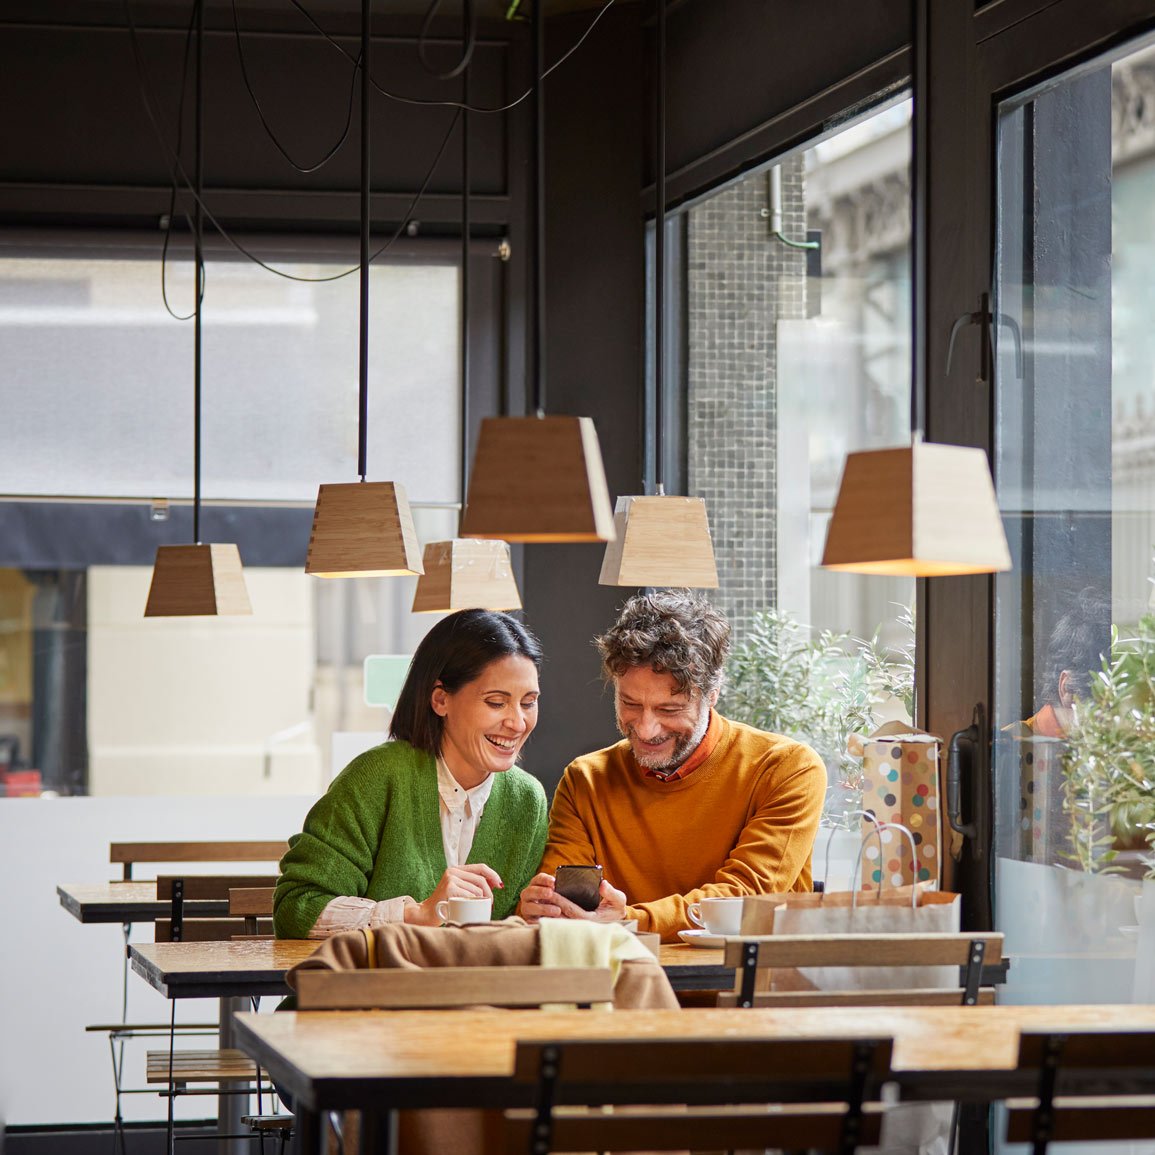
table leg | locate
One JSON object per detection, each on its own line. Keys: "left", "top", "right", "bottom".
{"left": 360, "top": 1108, "right": 396, "bottom": 1155}
{"left": 218, "top": 996, "right": 249, "bottom": 1155}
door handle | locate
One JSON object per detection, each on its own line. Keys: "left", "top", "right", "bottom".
{"left": 947, "top": 704, "right": 985, "bottom": 839}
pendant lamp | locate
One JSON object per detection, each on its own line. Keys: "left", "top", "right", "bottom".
{"left": 305, "top": 0, "right": 423, "bottom": 579}
{"left": 599, "top": 0, "right": 718, "bottom": 588}
{"left": 412, "top": 31, "right": 521, "bottom": 613}
{"left": 146, "top": 0, "right": 251, "bottom": 618}
{"left": 460, "top": 1, "right": 614, "bottom": 544}
{"left": 820, "top": 0, "right": 1010, "bottom": 577}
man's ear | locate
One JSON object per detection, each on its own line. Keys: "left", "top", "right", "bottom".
{"left": 707, "top": 687, "right": 720, "bottom": 708}
{"left": 431, "top": 683, "right": 450, "bottom": 717}
{"left": 1057, "top": 669, "right": 1074, "bottom": 708}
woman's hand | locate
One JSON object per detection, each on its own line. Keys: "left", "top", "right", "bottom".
{"left": 517, "top": 872, "right": 564, "bottom": 922}
{"left": 406, "top": 863, "right": 504, "bottom": 926}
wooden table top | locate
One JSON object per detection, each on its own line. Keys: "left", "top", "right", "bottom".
{"left": 57, "top": 881, "right": 230, "bottom": 923}
{"left": 129, "top": 938, "right": 730, "bottom": 1000}
{"left": 232, "top": 1002, "right": 1155, "bottom": 1112}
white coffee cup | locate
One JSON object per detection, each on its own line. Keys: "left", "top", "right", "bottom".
{"left": 435, "top": 896, "right": 493, "bottom": 925}
{"left": 686, "top": 896, "right": 744, "bottom": 936}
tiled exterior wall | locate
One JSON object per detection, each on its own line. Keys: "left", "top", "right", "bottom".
{"left": 687, "top": 157, "right": 807, "bottom": 641}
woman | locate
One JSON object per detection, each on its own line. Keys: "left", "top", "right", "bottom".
{"left": 273, "top": 609, "right": 547, "bottom": 938}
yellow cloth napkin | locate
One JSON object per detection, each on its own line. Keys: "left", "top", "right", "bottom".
{"left": 538, "top": 919, "right": 653, "bottom": 1010}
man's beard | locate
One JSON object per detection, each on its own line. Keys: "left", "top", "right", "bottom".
{"left": 623, "top": 700, "right": 711, "bottom": 772}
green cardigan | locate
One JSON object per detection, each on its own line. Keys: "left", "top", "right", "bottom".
{"left": 273, "top": 739, "right": 548, "bottom": 938}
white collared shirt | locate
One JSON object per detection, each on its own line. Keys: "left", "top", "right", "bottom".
{"left": 309, "top": 756, "right": 496, "bottom": 938}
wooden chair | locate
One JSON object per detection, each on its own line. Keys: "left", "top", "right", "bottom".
{"left": 505, "top": 1035, "right": 893, "bottom": 1154}
{"left": 110, "top": 839, "right": 287, "bottom": 880}
{"left": 296, "top": 966, "right": 615, "bottom": 1011}
{"left": 153, "top": 875, "right": 277, "bottom": 941}
{"left": 1005, "top": 1030, "right": 1155, "bottom": 1153}
{"left": 229, "top": 885, "right": 276, "bottom": 938}
{"left": 717, "top": 932, "right": 1005, "bottom": 1008}
{"left": 97, "top": 842, "right": 286, "bottom": 1147}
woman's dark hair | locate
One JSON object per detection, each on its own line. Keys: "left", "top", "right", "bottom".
{"left": 389, "top": 609, "right": 543, "bottom": 755}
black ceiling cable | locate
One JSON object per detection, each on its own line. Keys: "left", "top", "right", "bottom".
{"left": 286, "top": 0, "right": 617, "bottom": 114}
{"left": 158, "top": 0, "right": 199, "bottom": 321}
{"left": 124, "top": 0, "right": 459, "bottom": 285}
{"left": 418, "top": 0, "right": 477, "bottom": 80}
{"left": 230, "top": 0, "right": 361, "bottom": 174}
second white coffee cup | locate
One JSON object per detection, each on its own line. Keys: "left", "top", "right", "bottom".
{"left": 435, "top": 896, "right": 493, "bottom": 925}
{"left": 686, "top": 895, "right": 744, "bottom": 936}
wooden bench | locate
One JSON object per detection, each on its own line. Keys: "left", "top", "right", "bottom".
{"left": 505, "top": 1035, "right": 893, "bottom": 1154}
{"left": 1006, "top": 1030, "right": 1155, "bottom": 1152}
{"left": 717, "top": 932, "right": 1005, "bottom": 1008}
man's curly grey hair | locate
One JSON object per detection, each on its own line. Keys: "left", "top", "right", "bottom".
{"left": 595, "top": 590, "right": 731, "bottom": 700}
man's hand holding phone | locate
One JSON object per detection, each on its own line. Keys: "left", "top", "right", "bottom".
{"left": 517, "top": 866, "right": 627, "bottom": 924}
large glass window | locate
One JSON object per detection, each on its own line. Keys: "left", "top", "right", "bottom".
{"left": 0, "top": 244, "right": 460, "bottom": 797}
{"left": 993, "top": 37, "right": 1155, "bottom": 1008}
{"left": 683, "top": 100, "right": 915, "bottom": 824}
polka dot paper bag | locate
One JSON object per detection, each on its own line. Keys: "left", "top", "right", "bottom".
{"left": 850, "top": 721, "right": 942, "bottom": 891}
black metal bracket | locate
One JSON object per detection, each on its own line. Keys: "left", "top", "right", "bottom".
{"left": 739, "top": 941, "right": 760, "bottom": 1008}
{"left": 530, "top": 1044, "right": 559, "bottom": 1155}
{"left": 840, "top": 1040, "right": 876, "bottom": 1155}
{"left": 1031, "top": 1033, "right": 1064, "bottom": 1155}
{"left": 170, "top": 878, "right": 184, "bottom": 942}
{"left": 961, "top": 939, "right": 986, "bottom": 1005}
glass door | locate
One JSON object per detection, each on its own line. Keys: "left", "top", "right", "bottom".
{"left": 990, "top": 36, "right": 1155, "bottom": 1011}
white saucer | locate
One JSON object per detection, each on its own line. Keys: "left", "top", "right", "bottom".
{"left": 1120, "top": 924, "right": 1140, "bottom": 939}
{"left": 677, "top": 928, "right": 727, "bottom": 949}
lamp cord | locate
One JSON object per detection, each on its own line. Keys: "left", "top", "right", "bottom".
{"left": 530, "top": 0, "right": 545, "bottom": 418}
{"left": 653, "top": 0, "right": 665, "bottom": 495}
{"left": 419, "top": 0, "right": 477, "bottom": 80}
{"left": 460, "top": 42, "right": 471, "bottom": 503}
{"left": 357, "top": 0, "right": 371, "bottom": 482}
{"left": 910, "top": 0, "right": 927, "bottom": 442}
{"left": 193, "top": 0, "right": 204, "bottom": 544}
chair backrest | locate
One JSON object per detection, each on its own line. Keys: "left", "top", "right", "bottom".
{"left": 718, "top": 932, "right": 1004, "bottom": 1008}
{"left": 1005, "top": 1030, "right": 1155, "bottom": 1151}
{"left": 506, "top": 1035, "right": 892, "bottom": 1154}
{"left": 229, "top": 886, "right": 276, "bottom": 937}
{"left": 110, "top": 841, "right": 287, "bottom": 880}
{"left": 295, "top": 966, "right": 616, "bottom": 1011}
{"left": 153, "top": 875, "right": 279, "bottom": 942}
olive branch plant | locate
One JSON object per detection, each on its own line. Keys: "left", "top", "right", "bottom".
{"left": 722, "top": 604, "right": 916, "bottom": 825}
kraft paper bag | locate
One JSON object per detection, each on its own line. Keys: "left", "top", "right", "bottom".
{"left": 769, "top": 888, "right": 961, "bottom": 992}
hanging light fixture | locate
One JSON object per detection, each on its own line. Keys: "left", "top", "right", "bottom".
{"left": 599, "top": 0, "right": 718, "bottom": 588}
{"left": 305, "top": 0, "right": 423, "bottom": 579}
{"left": 820, "top": 0, "right": 1010, "bottom": 577}
{"left": 146, "top": 0, "right": 251, "bottom": 617}
{"left": 413, "top": 16, "right": 520, "bottom": 613}
{"left": 460, "top": 1, "right": 615, "bottom": 544}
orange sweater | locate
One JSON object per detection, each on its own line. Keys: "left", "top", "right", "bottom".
{"left": 542, "top": 714, "right": 826, "bottom": 941}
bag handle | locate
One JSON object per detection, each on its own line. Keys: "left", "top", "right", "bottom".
{"left": 848, "top": 815, "right": 919, "bottom": 910}
{"left": 822, "top": 809, "right": 881, "bottom": 899}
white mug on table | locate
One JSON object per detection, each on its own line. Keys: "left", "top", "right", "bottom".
{"left": 435, "top": 896, "right": 492, "bottom": 925}
{"left": 687, "top": 895, "right": 744, "bottom": 936}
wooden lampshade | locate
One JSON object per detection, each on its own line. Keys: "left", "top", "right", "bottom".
{"left": 820, "top": 441, "right": 1012, "bottom": 576}
{"left": 599, "top": 495, "right": 719, "bottom": 588}
{"left": 144, "top": 544, "right": 252, "bottom": 616}
{"left": 461, "top": 416, "right": 616, "bottom": 543}
{"left": 411, "top": 539, "right": 522, "bottom": 613}
{"left": 305, "top": 481, "right": 424, "bottom": 578}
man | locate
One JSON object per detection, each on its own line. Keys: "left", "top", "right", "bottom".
{"left": 519, "top": 590, "right": 826, "bottom": 941}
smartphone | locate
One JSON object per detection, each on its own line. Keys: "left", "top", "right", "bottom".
{"left": 554, "top": 864, "right": 604, "bottom": 912}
